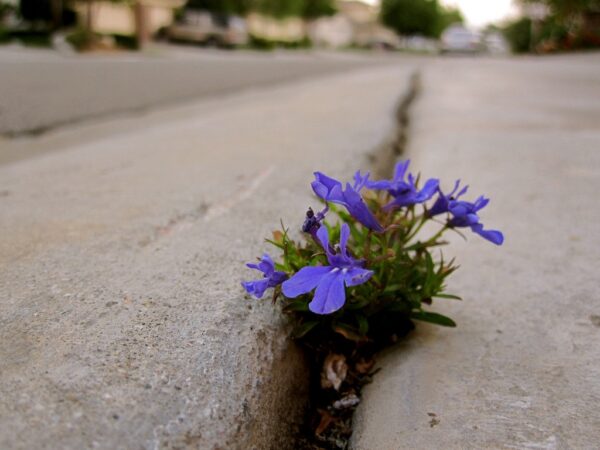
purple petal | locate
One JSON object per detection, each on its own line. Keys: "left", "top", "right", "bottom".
{"left": 343, "top": 185, "right": 384, "bottom": 232}
{"left": 365, "top": 179, "right": 393, "bottom": 190}
{"left": 242, "top": 279, "right": 270, "bottom": 298}
{"left": 343, "top": 267, "right": 373, "bottom": 287}
{"left": 282, "top": 266, "right": 331, "bottom": 298}
{"left": 394, "top": 160, "right": 410, "bottom": 182}
{"left": 353, "top": 170, "right": 370, "bottom": 192}
{"left": 246, "top": 253, "right": 275, "bottom": 276}
{"left": 471, "top": 223, "right": 504, "bottom": 245}
{"left": 316, "top": 225, "right": 330, "bottom": 253}
{"left": 473, "top": 196, "right": 490, "bottom": 211}
{"left": 429, "top": 193, "right": 449, "bottom": 216}
{"left": 416, "top": 178, "right": 439, "bottom": 202}
{"left": 269, "top": 271, "right": 288, "bottom": 287}
{"left": 339, "top": 223, "right": 350, "bottom": 256}
{"left": 309, "top": 270, "right": 346, "bottom": 315}
{"left": 456, "top": 183, "right": 469, "bottom": 199}
{"left": 312, "top": 172, "right": 342, "bottom": 201}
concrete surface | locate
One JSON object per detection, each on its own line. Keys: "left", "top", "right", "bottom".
{"left": 352, "top": 54, "right": 600, "bottom": 449}
{"left": 0, "top": 45, "right": 402, "bottom": 137}
{"left": 0, "top": 61, "right": 418, "bottom": 449}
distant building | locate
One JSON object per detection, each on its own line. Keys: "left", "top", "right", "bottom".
{"left": 73, "top": 0, "right": 184, "bottom": 36}
{"left": 308, "top": 0, "right": 400, "bottom": 49}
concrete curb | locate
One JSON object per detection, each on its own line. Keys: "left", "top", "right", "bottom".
{"left": 0, "top": 64, "right": 419, "bottom": 449}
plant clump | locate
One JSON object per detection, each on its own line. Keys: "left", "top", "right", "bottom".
{"left": 242, "top": 159, "right": 503, "bottom": 448}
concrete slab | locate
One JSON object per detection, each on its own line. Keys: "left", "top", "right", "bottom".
{"left": 0, "top": 64, "right": 418, "bottom": 449}
{"left": 352, "top": 55, "right": 600, "bottom": 449}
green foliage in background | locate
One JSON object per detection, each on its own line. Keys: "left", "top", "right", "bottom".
{"left": 512, "top": 0, "right": 600, "bottom": 52}
{"left": 380, "top": 0, "right": 464, "bottom": 38}
{"left": 503, "top": 17, "right": 532, "bottom": 53}
{"left": 186, "top": 0, "right": 253, "bottom": 15}
{"left": 186, "top": 0, "right": 335, "bottom": 18}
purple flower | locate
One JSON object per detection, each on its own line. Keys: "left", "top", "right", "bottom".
{"left": 311, "top": 171, "right": 383, "bottom": 232}
{"left": 430, "top": 180, "right": 504, "bottom": 246}
{"left": 242, "top": 254, "right": 288, "bottom": 298}
{"left": 282, "top": 223, "right": 373, "bottom": 315}
{"left": 429, "top": 179, "right": 469, "bottom": 216}
{"left": 366, "top": 160, "right": 439, "bottom": 211}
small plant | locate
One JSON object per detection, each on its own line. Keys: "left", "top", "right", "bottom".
{"left": 242, "top": 159, "right": 503, "bottom": 446}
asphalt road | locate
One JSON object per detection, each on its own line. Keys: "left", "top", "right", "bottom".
{"left": 0, "top": 44, "right": 401, "bottom": 137}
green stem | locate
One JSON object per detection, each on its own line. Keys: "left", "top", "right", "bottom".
{"left": 405, "top": 225, "right": 448, "bottom": 251}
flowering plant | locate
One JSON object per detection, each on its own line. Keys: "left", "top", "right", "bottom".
{"left": 243, "top": 160, "right": 502, "bottom": 344}
{"left": 242, "top": 160, "right": 503, "bottom": 445}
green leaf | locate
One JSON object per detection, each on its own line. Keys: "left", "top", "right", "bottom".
{"left": 411, "top": 311, "right": 457, "bottom": 327}
{"left": 265, "top": 238, "right": 284, "bottom": 250}
{"left": 434, "top": 293, "right": 462, "bottom": 300}
{"left": 293, "top": 320, "right": 319, "bottom": 338}
{"left": 282, "top": 299, "right": 310, "bottom": 312}
{"left": 355, "top": 313, "right": 369, "bottom": 336}
{"left": 346, "top": 297, "right": 372, "bottom": 310}
{"left": 383, "top": 284, "right": 403, "bottom": 294}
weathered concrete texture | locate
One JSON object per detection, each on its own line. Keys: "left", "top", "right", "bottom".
{"left": 0, "top": 63, "right": 417, "bottom": 449}
{"left": 352, "top": 54, "right": 600, "bottom": 449}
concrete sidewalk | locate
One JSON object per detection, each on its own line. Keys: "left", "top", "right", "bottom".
{"left": 352, "top": 55, "right": 600, "bottom": 449}
{"left": 0, "top": 64, "right": 418, "bottom": 449}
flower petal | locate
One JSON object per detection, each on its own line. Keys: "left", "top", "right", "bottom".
{"left": 353, "top": 170, "right": 370, "bottom": 192}
{"left": 339, "top": 223, "right": 350, "bottom": 256}
{"left": 343, "top": 267, "right": 373, "bottom": 287}
{"left": 416, "top": 178, "right": 439, "bottom": 202}
{"left": 309, "top": 270, "right": 346, "bottom": 314}
{"left": 312, "top": 172, "right": 343, "bottom": 201}
{"left": 471, "top": 223, "right": 504, "bottom": 245}
{"left": 394, "top": 160, "right": 410, "bottom": 182}
{"left": 429, "top": 192, "right": 448, "bottom": 216}
{"left": 258, "top": 253, "right": 275, "bottom": 276}
{"left": 343, "top": 184, "right": 384, "bottom": 232}
{"left": 316, "top": 225, "right": 330, "bottom": 253}
{"left": 242, "top": 279, "right": 270, "bottom": 299}
{"left": 365, "top": 179, "right": 393, "bottom": 190}
{"left": 282, "top": 266, "right": 331, "bottom": 298}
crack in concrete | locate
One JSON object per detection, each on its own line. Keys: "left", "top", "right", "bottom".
{"left": 368, "top": 71, "right": 421, "bottom": 179}
{"left": 139, "top": 165, "right": 275, "bottom": 248}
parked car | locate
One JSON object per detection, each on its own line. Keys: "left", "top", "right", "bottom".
{"left": 440, "top": 24, "right": 482, "bottom": 53}
{"left": 167, "top": 10, "right": 248, "bottom": 47}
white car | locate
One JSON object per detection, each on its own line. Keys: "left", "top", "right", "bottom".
{"left": 167, "top": 10, "right": 248, "bottom": 47}
{"left": 440, "top": 24, "right": 482, "bottom": 53}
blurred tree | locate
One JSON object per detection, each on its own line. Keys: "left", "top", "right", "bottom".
{"left": 503, "top": 16, "right": 532, "bottom": 52}
{"left": 185, "top": 0, "right": 335, "bottom": 18}
{"left": 520, "top": 0, "right": 599, "bottom": 18}
{"left": 438, "top": 5, "right": 464, "bottom": 30}
{"left": 186, "top": 0, "right": 252, "bottom": 15}
{"left": 302, "top": 0, "right": 336, "bottom": 19}
{"left": 381, "top": 0, "right": 440, "bottom": 37}
{"left": 254, "top": 0, "right": 304, "bottom": 18}
{"left": 381, "top": 0, "right": 463, "bottom": 38}
{"left": 515, "top": 0, "right": 600, "bottom": 51}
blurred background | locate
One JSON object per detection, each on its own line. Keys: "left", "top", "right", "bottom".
{"left": 1, "top": 0, "right": 598, "bottom": 56}
{"left": 1, "top": 0, "right": 598, "bottom": 140}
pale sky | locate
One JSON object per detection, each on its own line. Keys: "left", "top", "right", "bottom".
{"left": 363, "top": 0, "right": 519, "bottom": 28}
